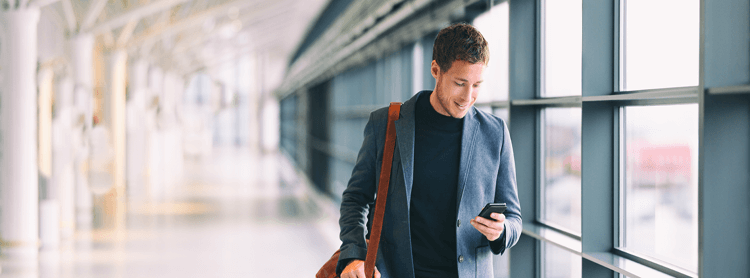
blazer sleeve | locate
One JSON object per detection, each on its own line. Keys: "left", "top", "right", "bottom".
{"left": 490, "top": 119, "right": 522, "bottom": 255}
{"left": 336, "top": 111, "right": 381, "bottom": 274}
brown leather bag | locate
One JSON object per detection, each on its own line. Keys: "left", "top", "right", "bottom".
{"left": 316, "top": 102, "right": 401, "bottom": 278}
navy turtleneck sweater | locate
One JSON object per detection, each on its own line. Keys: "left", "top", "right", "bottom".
{"left": 410, "top": 91, "right": 463, "bottom": 277}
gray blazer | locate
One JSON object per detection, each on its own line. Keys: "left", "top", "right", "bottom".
{"left": 337, "top": 91, "right": 522, "bottom": 278}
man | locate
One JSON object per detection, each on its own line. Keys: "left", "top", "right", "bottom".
{"left": 337, "top": 23, "right": 521, "bottom": 278}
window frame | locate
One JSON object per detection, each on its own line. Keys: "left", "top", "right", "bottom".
{"left": 521, "top": 0, "right": 703, "bottom": 277}
{"left": 533, "top": 0, "right": 584, "bottom": 240}
{"left": 610, "top": 1, "right": 702, "bottom": 276}
{"left": 614, "top": 103, "right": 700, "bottom": 278}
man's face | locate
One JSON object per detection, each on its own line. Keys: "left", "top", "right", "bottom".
{"left": 430, "top": 59, "right": 485, "bottom": 119}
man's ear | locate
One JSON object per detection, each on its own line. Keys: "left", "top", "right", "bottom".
{"left": 430, "top": 60, "right": 440, "bottom": 79}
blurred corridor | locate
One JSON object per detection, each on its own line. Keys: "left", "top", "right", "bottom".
{"left": 1, "top": 0, "right": 749, "bottom": 277}
{"left": 2, "top": 147, "right": 341, "bottom": 277}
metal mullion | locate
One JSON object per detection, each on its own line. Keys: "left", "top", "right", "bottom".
{"left": 537, "top": 238, "right": 545, "bottom": 278}
{"left": 613, "top": 86, "right": 699, "bottom": 96}
{"left": 706, "top": 84, "right": 750, "bottom": 95}
{"left": 612, "top": 97, "right": 699, "bottom": 107}
{"left": 474, "top": 100, "right": 511, "bottom": 108}
{"left": 536, "top": 220, "right": 582, "bottom": 241}
{"left": 615, "top": 106, "right": 624, "bottom": 250}
{"left": 511, "top": 96, "right": 582, "bottom": 107}
{"left": 537, "top": 0, "right": 544, "bottom": 99}
{"left": 536, "top": 107, "right": 545, "bottom": 228}
{"left": 582, "top": 86, "right": 700, "bottom": 104}
{"left": 617, "top": 0, "right": 625, "bottom": 92}
{"left": 612, "top": 248, "right": 698, "bottom": 278}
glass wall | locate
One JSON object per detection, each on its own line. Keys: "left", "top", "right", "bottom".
{"left": 474, "top": 1, "right": 511, "bottom": 125}
{"left": 538, "top": 0, "right": 582, "bottom": 236}
{"left": 541, "top": 108, "right": 582, "bottom": 234}
{"left": 474, "top": 2, "right": 510, "bottom": 102}
{"left": 616, "top": 0, "right": 700, "bottom": 273}
{"left": 541, "top": 0, "right": 582, "bottom": 97}
{"left": 543, "top": 242, "right": 581, "bottom": 278}
{"left": 621, "top": 104, "right": 699, "bottom": 272}
{"left": 620, "top": 0, "right": 699, "bottom": 90}
{"left": 474, "top": 3, "right": 512, "bottom": 277}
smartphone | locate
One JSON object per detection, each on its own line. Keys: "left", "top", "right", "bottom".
{"left": 478, "top": 203, "right": 506, "bottom": 219}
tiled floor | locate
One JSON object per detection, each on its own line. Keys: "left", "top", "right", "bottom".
{"left": 0, "top": 147, "right": 341, "bottom": 278}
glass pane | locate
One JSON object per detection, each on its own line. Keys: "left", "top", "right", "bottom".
{"left": 622, "top": 104, "right": 698, "bottom": 272}
{"left": 543, "top": 241, "right": 581, "bottom": 278}
{"left": 475, "top": 105, "right": 493, "bottom": 115}
{"left": 621, "top": 0, "right": 699, "bottom": 90}
{"left": 473, "top": 2, "right": 509, "bottom": 102}
{"left": 542, "top": 0, "right": 582, "bottom": 97}
{"left": 492, "top": 107, "right": 509, "bottom": 124}
{"left": 542, "top": 108, "right": 582, "bottom": 234}
{"left": 493, "top": 250, "right": 510, "bottom": 278}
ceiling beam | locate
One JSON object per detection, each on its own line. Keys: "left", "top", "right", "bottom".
{"left": 116, "top": 19, "right": 139, "bottom": 47}
{"left": 170, "top": 8, "right": 289, "bottom": 56}
{"left": 60, "top": 0, "right": 77, "bottom": 33}
{"left": 86, "top": 0, "right": 190, "bottom": 35}
{"left": 127, "top": 0, "right": 293, "bottom": 51}
{"left": 27, "top": 0, "right": 57, "bottom": 8}
{"left": 81, "top": 0, "right": 109, "bottom": 31}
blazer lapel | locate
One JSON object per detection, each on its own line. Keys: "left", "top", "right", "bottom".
{"left": 395, "top": 92, "right": 420, "bottom": 212}
{"left": 456, "top": 107, "right": 479, "bottom": 213}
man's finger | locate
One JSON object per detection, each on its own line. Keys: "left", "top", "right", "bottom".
{"left": 471, "top": 219, "right": 502, "bottom": 240}
{"left": 475, "top": 216, "right": 504, "bottom": 230}
{"left": 374, "top": 266, "right": 381, "bottom": 278}
{"left": 491, "top": 213, "right": 506, "bottom": 222}
{"left": 471, "top": 219, "right": 492, "bottom": 233}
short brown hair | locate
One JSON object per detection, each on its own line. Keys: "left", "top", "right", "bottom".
{"left": 432, "top": 23, "right": 490, "bottom": 72}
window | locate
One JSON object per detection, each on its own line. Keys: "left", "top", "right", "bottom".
{"left": 620, "top": 104, "right": 699, "bottom": 273}
{"left": 541, "top": 0, "right": 582, "bottom": 97}
{"left": 473, "top": 2, "right": 510, "bottom": 102}
{"left": 620, "top": 0, "right": 699, "bottom": 90}
{"left": 541, "top": 108, "right": 582, "bottom": 234}
{"left": 492, "top": 108, "right": 509, "bottom": 124}
{"left": 543, "top": 242, "right": 581, "bottom": 278}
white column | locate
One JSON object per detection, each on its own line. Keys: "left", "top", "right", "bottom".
{"left": 161, "top": 72, "right": 184, "bottom": 191}
{"left": 38, "top": 67, "right": 60, "bottom": 250}
{"left": 70, "top": 34, "right": 94, "bottom": 229}
{"left": 52, "top": 76, "right": 77, "bottom": 241}
{"left": 147, "top": 66, "right": 164, "bottom": 200}
{"left": 110, "top": 50, "right": 128, "bottom": 229}
{"left": 0, "top": 8, "right": 41, "bottom": 259}
{"left": 126, "top": 59, "right": 148, "bottom": 200}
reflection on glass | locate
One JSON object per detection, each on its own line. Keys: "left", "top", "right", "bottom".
{"left": 473, "top": 2, "right": 509, "bottom": 102}
{"left": 621, "top": 0, "right": 699, "bottom": 90}
{"left": 542, "top": 108, "right": 581, "bottom": 234}
{"left": 542, "top": 0, "right": 582, "bottom": 97}
{"left": 543, "top": 242, "right": 581, "bottom": 278}
{"left": 622, "top": 104, "right": 698, "bottom": 273}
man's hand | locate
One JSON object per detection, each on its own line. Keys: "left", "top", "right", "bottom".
{"left": 340, "top": 259, "right": 381, "bottom": 278}
{"left": 470, "top": 212, "right": 506, "bottom": 241}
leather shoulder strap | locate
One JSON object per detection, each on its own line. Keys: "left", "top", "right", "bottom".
{"left": 364, "top": 102, "right": 401, "bottom": 277}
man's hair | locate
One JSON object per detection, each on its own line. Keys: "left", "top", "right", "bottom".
{"left": 432, "top": 23, "right": 490, "bottom": 72}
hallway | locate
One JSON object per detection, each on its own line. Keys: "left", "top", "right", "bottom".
{"left": 1, "top": 148, "right": 340, "bottom": 277}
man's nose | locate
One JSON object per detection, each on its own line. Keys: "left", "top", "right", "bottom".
{"left": 460, "top": 87, "right": 474, "bottom": 101}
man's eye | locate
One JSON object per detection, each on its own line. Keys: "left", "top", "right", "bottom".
{"left": 455, "top": 82, "right": 465, "bottom": 87}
